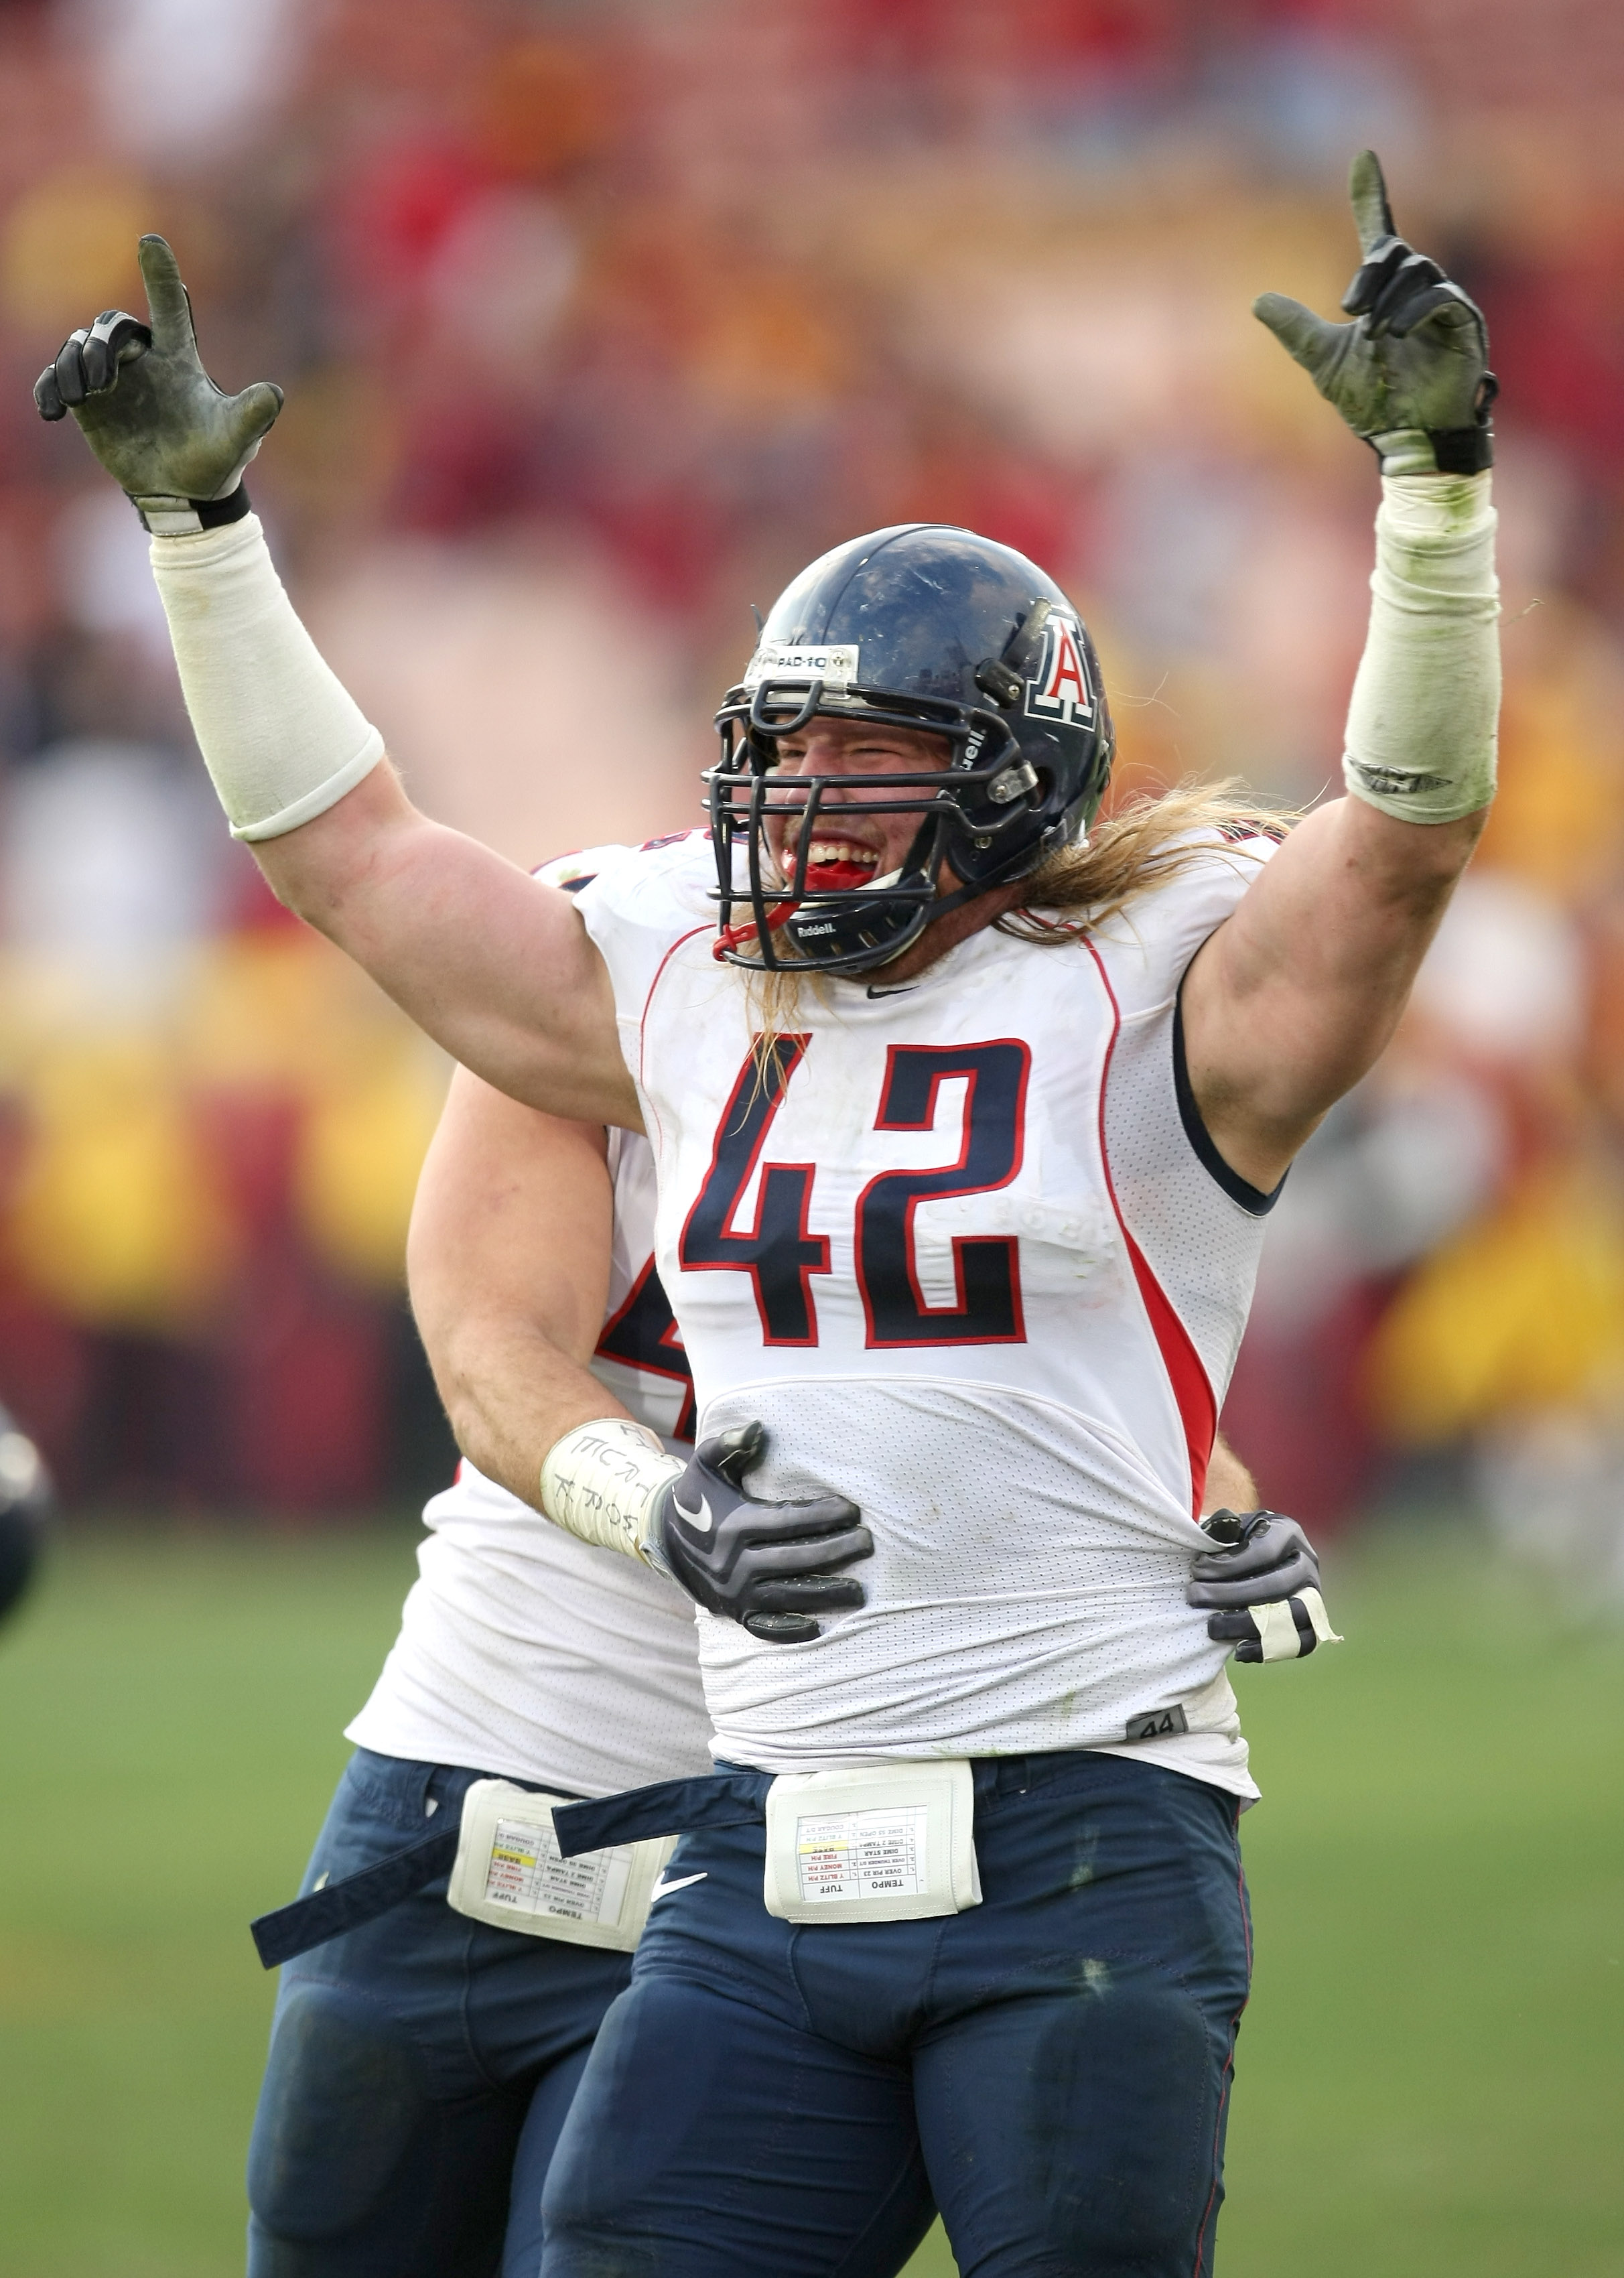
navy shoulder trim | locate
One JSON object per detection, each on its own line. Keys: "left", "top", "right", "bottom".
{"left": 1172, "top": 988, "right": 1284, "bottom": 1217}
{"left": 531, "top": 865, "right": 598, "bottom": 891}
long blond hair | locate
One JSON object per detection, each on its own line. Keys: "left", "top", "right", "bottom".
{"left": 998, "top": 775, "right": 1292, "bottom": 942}
{"left": 744, "top": 777, "right": 1292, "bottom": 1061}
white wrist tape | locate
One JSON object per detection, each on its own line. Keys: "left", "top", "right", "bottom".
{"left": 1251, "top": 1588, "right": 1343, "bottom": 1662}
{"left": 1343, "top": 472, "right": 1499, "bottom": 825}
{"left": 539, "top": 1418, "right": 683, "bottom": 1564}
{"left": 149, "top": 514, "right": 385, "bottom": 841}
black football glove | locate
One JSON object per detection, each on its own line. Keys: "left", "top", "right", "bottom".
{"left": 1254, "top": 149, "right": 1495, "bottom": 477}
{"left": 34, "top": 234, "right": 282, "bottom": 533}
{"left": 650, "top": 1420, "right": 873, "bottom": 1645}
{"left": 1187, "top": 1509, "right": 1342, "bottom": 1664}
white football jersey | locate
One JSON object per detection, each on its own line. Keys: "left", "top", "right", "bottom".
{"left": 577, "top": 828, "right": 1280, "bottom": 1796}
{"left": 346, "top": 855, "right": 714, "bottom": 1799}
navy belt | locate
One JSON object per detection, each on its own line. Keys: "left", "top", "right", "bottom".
{"left": 251, "top": 1825, "right": 461, "bottom": 1969}
{"left": 252, "top": 1767, "right": 585, "bottom": 1971}
{"left": 551, "top": 1770, "right": 773, "bottom": 1859}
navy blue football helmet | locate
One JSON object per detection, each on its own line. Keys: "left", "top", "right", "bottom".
{"left": 709, "top": 523, "right": 1114, "bottom": 974}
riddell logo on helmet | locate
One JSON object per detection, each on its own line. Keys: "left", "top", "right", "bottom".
{"left": 1024, "top": 616, "right": 1095, "bottom": 730}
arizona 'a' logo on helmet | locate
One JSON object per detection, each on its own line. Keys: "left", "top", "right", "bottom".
{"left": 1024, "top": 614, "right": 1097, "bottom": 730}
{"left": 709, "top": 524, "right": 1115, "bottom": 976}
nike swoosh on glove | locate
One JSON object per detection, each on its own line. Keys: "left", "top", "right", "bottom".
{"left": 651, "top": 1420, "right": 873, "bottom": 1644}
{"left": 1186, "top": 1509, "right": 1343, "bottom": 1664}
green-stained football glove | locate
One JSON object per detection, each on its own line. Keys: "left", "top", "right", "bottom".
{"left": 1254, "top": 149, "right": 1496, "bottom": 478}
{"left": 34, "top": 234, "right": 283, "bottom": 535}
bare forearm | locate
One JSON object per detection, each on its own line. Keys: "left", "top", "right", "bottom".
{"left": 1203, "top": 1434, "right": 1258, "bottom": 1517}
{"left": 407, "top": 1072, "right": 635, "bottom": 1510}
{"left": 425, "top": 1318, "right": 630, "bottom": 1510}
{"left": 147, "top": 515, "right": 638, "bottom": 1127}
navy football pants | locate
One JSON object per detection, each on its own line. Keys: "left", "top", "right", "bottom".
{"left": 245, "top": 1749, "right": 635, "bottom": 2278}
{"left": 541, "top": 1751, "right": 1252, "bottom": 2278}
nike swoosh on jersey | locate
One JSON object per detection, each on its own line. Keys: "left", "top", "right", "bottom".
{"left": 650, "top": 1871, "right": 708, "bottom": 1901}
{"left": 672, "top": 1491, "right": 714, "bottom": 1532}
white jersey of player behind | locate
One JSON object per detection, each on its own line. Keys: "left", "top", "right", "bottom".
{"left": 579, "top": 829, "right": 1281, "bottom": 1799}
{"left": 348, "top": 1016, "right": 714, "bottom": 1799}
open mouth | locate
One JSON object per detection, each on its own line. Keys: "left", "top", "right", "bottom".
{"left": 716, "top": 839, "right": 908, "bottom": 964}
{"left": 790, "top": 834, "right": 883, "bottom": 894}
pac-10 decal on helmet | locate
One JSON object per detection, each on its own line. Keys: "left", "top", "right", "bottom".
{"left": 708, "top": 523, "right": 1115, "bottom": 976}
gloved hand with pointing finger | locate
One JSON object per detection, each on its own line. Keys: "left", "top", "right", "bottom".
{"left": 34, "top": 233, "right": 283, "bottom": 535}
{"left": 1254, "top": 149, "right": 1496, "bottom": 478}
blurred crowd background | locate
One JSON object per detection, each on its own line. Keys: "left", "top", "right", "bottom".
{"left": 0, "top": 0, "right": 1621, "bottom": 1590}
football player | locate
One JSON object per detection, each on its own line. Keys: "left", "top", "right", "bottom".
{"left": 240, "top": 864, "right": 1282, "bottom": 2278}
{"left": 39, "top": 149, "right": 1479, "bottom": 2275}
{"left": 241, "top": 1014, "right": 1279, "bottom": 2278}
{"left": 234, "top": 876, "right": 728, "bottom": 2276}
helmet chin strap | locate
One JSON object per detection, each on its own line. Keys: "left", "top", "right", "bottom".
{"left": 783, "top": 887, "right": 928, "bottom": 969}
{"left": 845, "top": 801, "right": 1081, "bottom": 964}
{"left": 761, "top": 810, "right": 1037, "bottom": 974}
{"left": 713, "top": 793, "right": 1080, "bottom": 976}
{"left": 710, "top": 856, "right": 924, "bottom": 968}
{"left": 712, "top": 894, "right": 801, "bottom": 963}
{"left": 778, "top": 805, "right": 941, "bottom": 968}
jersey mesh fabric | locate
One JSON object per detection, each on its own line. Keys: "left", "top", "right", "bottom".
{"left": 344, "top": 1449, "right": 713, "bottom": 1796}
{"left": 346, "top": 855, "right": 714, "bottom": 1798}
{"left": 1092, "top": 840, "right": 1277, "bottom": 1401}
{"left": 693, "top": 1375, "right": 1248, "bottom": 1780}
{"left": 576, "top": 833, "right": 1276, "bottom": 1796}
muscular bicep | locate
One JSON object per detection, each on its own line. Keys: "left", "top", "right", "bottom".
{"left": 407, "top": 1069, "right": 632, "bottom": 1504}
{"left": 255, "top": 763, "right": 642, "bottom": 1128}
{"left": 1181, "top": 795, "right": 1484, "bottom": 1193}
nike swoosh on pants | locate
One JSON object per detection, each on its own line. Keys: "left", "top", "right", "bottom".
{"left": 650, "top": 1872, "right": 709, "bottom": 1902}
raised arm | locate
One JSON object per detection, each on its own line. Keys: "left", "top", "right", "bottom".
{"left": 36, "top": 237, "right": 636, "bottom": 1129}
{"left": 260, "top": 765, "right": 632, "bottom": 1124}
{"left": 1183, "top": 152, "right": 1498, "bottom": 1192}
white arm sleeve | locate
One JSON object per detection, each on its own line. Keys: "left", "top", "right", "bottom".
{"left": 149, "top": 513, "right": 385, "bottom": 841}
{"left": 1342, "top": 471, "right": 1499, "bottom": 825}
